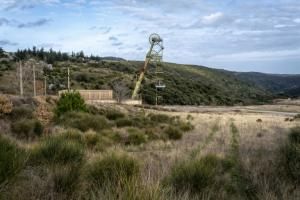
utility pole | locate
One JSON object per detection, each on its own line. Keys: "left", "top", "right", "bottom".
{"left": 67, "top": 67, "right": 70, "bottom": 91}
{"left": 44, "top": 76, "right": 47, "bottom": 96}
{"left": 33, "top": 64, "right": 36, "bottom": 97}
{"left": 19, "top": 61, "right": 23, "bottom": 96}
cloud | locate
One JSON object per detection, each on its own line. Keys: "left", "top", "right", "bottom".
{"left": 17, "top": 18, "right": 51, "bottom": 28}
{"left": 112, "top": 42, "right": 123, "bottom": 46}
{"left": 1, "top": 0, "right": 61, "bottom": 11}
{"left": 0, "top": 40, "right": 18, "bottom": 46}
{"left": 109, "top": 36, "right": 118, "bottom": 41}
{"left": 90, "top": 26, "right": 111, "bottom": 34}
{"left": 0, "top": 18, "right": 10, "bottom": 26}
{"left": 202, "top": 12, "right": 225, "bottom": 25}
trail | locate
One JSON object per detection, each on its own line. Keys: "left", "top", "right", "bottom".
{"left": 189, "top": 119, "right": 220, "bottom": 158}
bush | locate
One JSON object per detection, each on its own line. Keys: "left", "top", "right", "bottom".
{"left": 178, "top": 121, "right": 194, "bottom": 132}
{"left": 0, "top": 95, "right": 12, "bottom": 115}
{"left": 59, "top": 112, "right": 110, "bottom": 132}
{"left": 10, "top": 106, "right": 34, "bottom": 120}
{"left": 282, "top": 127, "right": 300, "bottom": 182}
{"left": 148, "top": 113, "right": 172, "bottom": 123}
{"left": 55, "top": 91, "right": 87, "bottom": 117}
{"left": 31, "top": 135, "right": 84, "bottom": 165}
{"left": 105, "top": 110, "right": 125, "bottom": 120}
{"left": 289, "top": 127, "right": 300, "bottom": 144}
{"left": 164, "top": 126, "right": 183, "bottom": 140}
{"left": 165, "top": 155, "right": 223, "bottom": 194}
{"left": 0, "top": 135, "right": 27, "bottom": 184}
{"left": 127, "top": 128, "right": 147, "bottom": 145}
{"left": 85, "top": 153, "right": 139, "bottom": 188}
{"left": 84, "top": 130, "right": 100, "bottom": 148}
{"left": 11, "top": 119, "right": 44, "bottom": 138}
{"left": 294, "top": 114, "right": 300, "bottom": 120}
{"left": 116, "top": 118, "right": 133, "bottom": 127}
{"left": 51, "top": 164, "right": 81, "bottom": 194}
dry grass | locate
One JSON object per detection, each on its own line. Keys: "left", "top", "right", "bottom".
{"left": 2, "top": 103, "right": 300, "bottom": 200}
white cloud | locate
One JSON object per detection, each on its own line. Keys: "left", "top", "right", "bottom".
{"left": 201, "top": 12, "right": 224, "bottom": 25}
{"left": 293, "top": 18, "right": 300, "bottom": 23}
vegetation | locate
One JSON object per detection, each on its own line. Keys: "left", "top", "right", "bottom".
{"left": 58, "top": 111, "right": 110, "bottom": 132}
{"left": 0, "top": 95, "right": 12, "bottom": 115}
{"left": 55, "top": 91, "right": 87, "bottom": 117}
{"left": 0, "top": 135, "right": 27, "bottom": 184}
{"left": 85, "top": 153, "right": 139, "bottom": 188}
{"left": 31, "top": 134, "right": 84, "bottom": 165}
{"left": 281, "top": 127, "right": 300, "bottom": 182}
{"left": 11, "top": 119, "right": 43, "bottom": 138}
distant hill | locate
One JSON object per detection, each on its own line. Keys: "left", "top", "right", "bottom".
{"left": 232, "top": 72, "right": 300, "bottom": 97}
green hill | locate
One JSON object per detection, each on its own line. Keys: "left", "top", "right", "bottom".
{"left": 0, "top": 51, "right": 273, "bottom": 105}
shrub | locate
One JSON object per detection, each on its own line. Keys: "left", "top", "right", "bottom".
{"left": 10, "top": 106, "right": 33, "bottom": 120}
{"left": 294, "top": 114, "right": 300, "bottom": 120}
{"left": 116, "top": 118, "right": 133, "bottom": 127}
{"left": 51, "top": 164, "right": 81, "bottom": 194}
{"left": 59, "top": 112, "right": 110, "bottom": 132}
{"left": 282, "top": 127, "right": 300, "bottom": 182}
{"left": 31, "top": 135, "right": 84, "bottom": 165}
{"left": 85, "top": 153, "right": 139, "bottom": 188}
{"left": 0, "top": 135, "right": 27, "bottom": 184}
{"left": 127, "top": 128, "right": 147, "bottom": 145}
{"left": 148, "top": 113, "right": 172, "bottom": 124}
{"left": 0, "top": 95, "right": 12, "bottom": 115}
{"left": 84, "top": 130, "right": 99, "bottom": 148}
{"left": 11, "top": 119, "right": 44, "bottom": 138}
{"left": 164, "top": 126, "right": 183, "bottom": 140}
{"left": 165, "top": 154, "right": 223, "bottom": 194}
{"left": 105, "top": 110, "right": 125, "bottom": 120}
{"left": 55, "top": 91, "right": 87, "bottom": 117}
{"left": 289, "top": 127, "right": 300, "bottom": 144}
{"left": 178, "top": 121, "right": 194, "bottom": 132}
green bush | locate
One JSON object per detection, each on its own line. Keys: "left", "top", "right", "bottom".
{"left": 164, "top": 126, "right": 183, "bottom": 140}
{"left": 85, "top": 153, "right": 139, "bottom": 188}
{"left": 105, "top": 110, "right": 125, "bottom": 120}
{"left": 0, "top": 135, "right": 27, "bottom": 184}
{"left": 127, "top": 128, "right": 147, "bottom": 145}
{"left": 55, "top": 91, "right": 87, "bottom": 117}
{"left": 84, "top": 131, "right": 100, "bottom": 148}
{"left": 59, "top": 112, "right": 110, "bottom": 132}
{"left": 31, "top": 135, "right": 84, "bottom": 165}
{"left": 116, "top": 118, "right": 133, "bottom": 127}
{"left": 165, "top": 155, "right": 223, "bottom": 194}
{"left": 11, "top": 119, "right": 43, "bottom": 138}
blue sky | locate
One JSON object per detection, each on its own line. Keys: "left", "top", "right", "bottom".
{"left": 1, "top": 0, "right": 300, "bottom": 74}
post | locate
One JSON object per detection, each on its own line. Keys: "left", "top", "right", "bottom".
{"left": 44, "top": 76, "right": 47, "bottom": 96}
{"left": 67, "top": 67, "right": 70, "bottom": 91}
{"left": 33, "top": 64, "right": 36, "bottom": 97}
{"left": 19, "top": 61, "right": 23, "bottom": 96}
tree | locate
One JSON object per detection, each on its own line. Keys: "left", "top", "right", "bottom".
{"left": 55, "top": 91, "right": 87, "bottom": 117}
{"left": 112, "top": 80, "right": 130, "bottom": 103}
{"left": 0, "top": 47, "right": 4, "bottom": 57}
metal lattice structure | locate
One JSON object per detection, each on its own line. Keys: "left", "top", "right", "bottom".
{"left": 132, "top": 33, "right": 165, "bottom": 105}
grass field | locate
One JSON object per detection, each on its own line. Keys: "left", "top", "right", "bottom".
{"left": 0, "top": 96, "right": 299, "bottom": 199}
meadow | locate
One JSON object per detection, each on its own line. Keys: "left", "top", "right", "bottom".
{"left": 0, "top": 94, "right": 299, "bottom": 200}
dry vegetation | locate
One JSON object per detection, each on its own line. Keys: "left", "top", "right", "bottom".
{"left": 0, "top": 94, "right": 300, "bottom": 200}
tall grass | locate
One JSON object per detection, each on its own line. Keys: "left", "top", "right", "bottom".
{"left": 85, "top": 152, "right": 139, "bottom": 188}
{"left": 31, "top": 134, "right": 84, "bottom": 165}
{"left": 0, "top": 135, "right": 27, "bottom": 185}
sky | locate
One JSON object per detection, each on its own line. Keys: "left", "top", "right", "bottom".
{"left": 1, "top": 0, "right": 300, "bottom": 74}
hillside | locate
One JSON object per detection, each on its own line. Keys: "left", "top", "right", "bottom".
{"left": 0, "top": 51, "right": 273, "bottom": 105}
{"left": 232, "top": 72, "right": 300, "bottom": 97}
